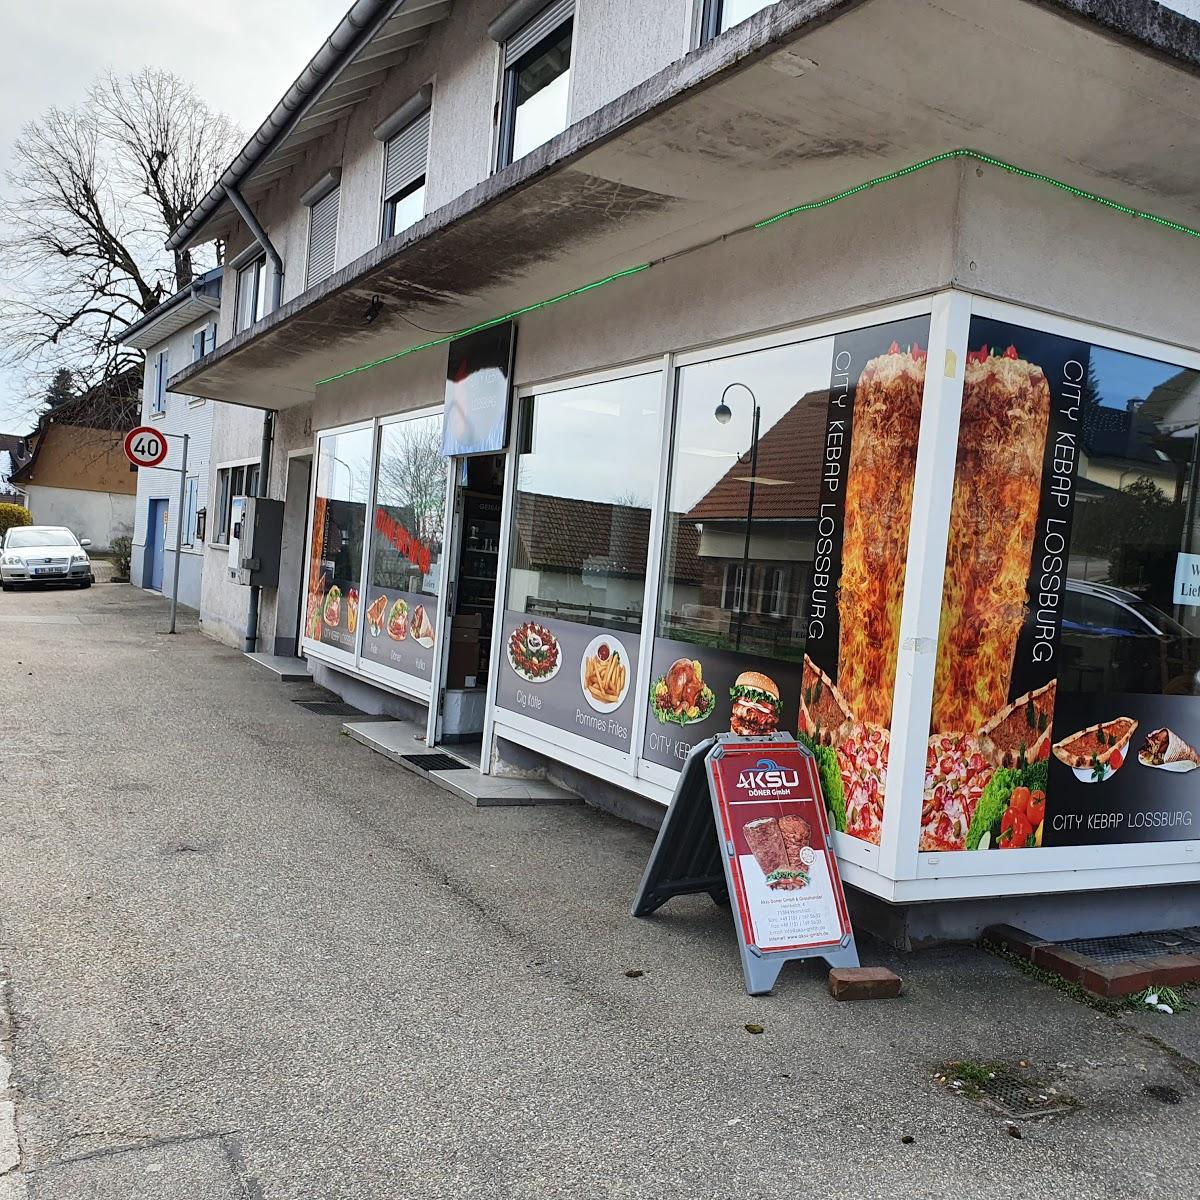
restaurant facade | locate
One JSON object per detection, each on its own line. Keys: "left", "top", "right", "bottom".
{"left": 166, "top": 0, "right": 1200, "bottom": 935}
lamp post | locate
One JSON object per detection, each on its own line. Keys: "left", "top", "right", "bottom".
{"left": 715, "top": 382, "right": 760, "bottom": 652}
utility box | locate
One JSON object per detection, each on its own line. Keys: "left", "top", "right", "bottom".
{"left": 236, "top": 496, "right": 284, "bottom": 587}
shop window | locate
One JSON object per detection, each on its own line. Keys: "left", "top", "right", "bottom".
{"left": 644, "top": 314, "right": 933, "bottom": 855}
{"left": 304, "top": 427, "right": 373, "bottom": 655}
{"left": 214, "top": 463, "right": 260, "bottom": 544}
{"left": 700, "top": 0, "right": 774, "bottom": 43}
{"left": 497, "top": 2, "right": 573, "bottom": 168}
{"left": 359, "top": 412, "right": 448, "bottom": 682}
{"left": 922, "top": 316, "right": 1200, "bottom": 857}
{"left": 494, "top": 370, "right": 662, "bottom": 757}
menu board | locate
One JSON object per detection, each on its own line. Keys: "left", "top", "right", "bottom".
{"left": 494, "top": 611, "right": 639, "bottom": 753}
{"left": 359, "top": 585, "right": 436, "bottom": 681}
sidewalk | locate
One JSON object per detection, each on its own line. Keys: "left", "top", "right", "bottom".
{"left": 0, "top": 583, "right": 1196, "bottom": 1199}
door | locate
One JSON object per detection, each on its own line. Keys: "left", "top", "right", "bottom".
{"left": 148, "top": 498, "right": 167, "bottom": 590}
{"left": 275, "top": 452, "right": 313, "bottom": 656}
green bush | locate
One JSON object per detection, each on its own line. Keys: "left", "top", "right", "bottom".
{"left": 110, "top": 535, "right": 132, "bottom": 580}
{"left": 0, "top": 503, "right": 32, "bottom": 540}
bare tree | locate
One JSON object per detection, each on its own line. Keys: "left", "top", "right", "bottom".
{"left": 376, "top": 420, "right": 447, "bottom": 544}
{"left": 0, "top": 69, "right": 241, "bottom": 420}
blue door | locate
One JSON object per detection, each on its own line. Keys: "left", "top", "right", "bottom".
{"left": 148, "top": 498, "right": 167, "bottom": 590}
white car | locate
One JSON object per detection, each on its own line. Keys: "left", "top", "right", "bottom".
{"left": 1, "top": 526, "right": 93, "bottom": 590}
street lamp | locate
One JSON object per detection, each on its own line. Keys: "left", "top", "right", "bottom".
{"left": 715, "top": 383, "right": 761, "bottom": 653}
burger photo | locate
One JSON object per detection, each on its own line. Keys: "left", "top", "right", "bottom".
{"left": 729, "top": 671, "right": 783, "bottom": 736}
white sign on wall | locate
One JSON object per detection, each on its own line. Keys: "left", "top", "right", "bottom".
{"left": 1173, "top": 552, "right": 1200, "bottom": 607}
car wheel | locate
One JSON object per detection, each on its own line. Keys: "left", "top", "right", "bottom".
{"left": 0, "top": 584, "right": 11, "bottom": 592}
{"left": 78, "top": 580, "right": 92, "bottom": 589}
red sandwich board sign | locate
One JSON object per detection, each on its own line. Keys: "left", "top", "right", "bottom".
{"left": 633, "top": 733, "right": 858, "bottom": 995}
{"left": 123, "top": 425, "right": 169, "bottom": 468}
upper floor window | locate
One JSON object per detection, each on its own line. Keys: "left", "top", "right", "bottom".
{"left": 151, "top": 350, "right": 168, "bottom": 415}
{"left": 235, "top": 255, "right": 267, "bottom": 333}
{"left": 701, "top": 0, "right": 774, "bottom": 42}
{"left": 192, "top": 320, "right": 218, "bottom": 361}
{"left": 381, "top": 109, "right": 429, "bottom": 241}
{"left": 496, "top": 0, "right": 573, "bottom": 169}
{"left": 304, "top": 177, "right": 340, "bottom": 287}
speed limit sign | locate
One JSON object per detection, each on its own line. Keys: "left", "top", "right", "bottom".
{"left": 123, "top": 425, "right": 169, "bottom": 468}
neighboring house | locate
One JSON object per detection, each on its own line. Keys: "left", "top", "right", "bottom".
{"left": 0, "top": 434, "right": 31, "bottom": 505}
{"left": 119, "top": 270, "right": 222, "bottom": 607}
{"left": 9, "top": 379, "right": 139, "bottom": 550}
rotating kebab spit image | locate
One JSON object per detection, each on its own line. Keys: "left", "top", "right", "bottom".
{"left": 800, "top": 337, "right": 928, "bottom": 845}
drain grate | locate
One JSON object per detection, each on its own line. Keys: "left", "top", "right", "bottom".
{"left": 940, "top": 1063, "right": 1075, "bottom": 1121}
{"left": 400, "top": 752, "right": 469, "bottom": 772}
{"left": 1057, "top": 933, "right": 1195, "bottom": 964}
{"left": 296, "top": 700, "right": 363, "bottom": 716}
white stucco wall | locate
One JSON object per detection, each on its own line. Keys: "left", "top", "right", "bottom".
{"left": 23, "top": 485, "right": 134, "bottom": 551}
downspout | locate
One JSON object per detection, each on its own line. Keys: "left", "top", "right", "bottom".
{"left": 224, "top": 182, "right": 282, "bottom": 652}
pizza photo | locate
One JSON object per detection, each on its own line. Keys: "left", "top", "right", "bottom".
{"left": 836, "top": 722, "right": 889, "bottom": 845}
{"left": 1052, "top": 716, "right": 1138, "bottom": 783}
{"left": 979, "top": 681, "right": 1056, "bottom": 769}
{"left": 921, "top": 732, "right": 995, "bottom": 852}
{"left": 507, "top": 621, "right": 560, "bottom": 682}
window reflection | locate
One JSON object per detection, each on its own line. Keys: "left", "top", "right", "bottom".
{"left": 717, "top": 0, "right": 774, "bottom": 34}
{"left": 305, "top": 427, "right": 373, "bottom": 652}
{"left": 1065, "top": 351, "right": 1200, "bottom": 695}
{"left": 508, "top": 373, "right": 661, "bottom": 633}
{"left": 508, "top": 22, "right": 572, "bottom": 163}
{"left": 659, "top": 339, "right": 831, "bottom": 662}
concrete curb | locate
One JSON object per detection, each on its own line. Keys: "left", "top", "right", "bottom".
{"left": 0, "top": 975, "right": 26, "bottom": 1199}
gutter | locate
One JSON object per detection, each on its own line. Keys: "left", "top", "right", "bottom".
{"left": 167, "top": 0, "right": 400, "bottom": 253}
{"left": 224, "top": 185, "right": 284, "bottom": 313}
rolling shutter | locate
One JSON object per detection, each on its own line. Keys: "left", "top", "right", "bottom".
{"left": 504, "top": 0, "right": 573, "bottom": 66}
{"left": 383, "top": 110, "right": 430, "bottom": 199}
{"left": 306, "top": 187, "right": 339, "bottom": 286}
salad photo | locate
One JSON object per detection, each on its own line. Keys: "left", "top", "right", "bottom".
{"left": 387, "top": 598, "right": 409, "bottom": 641}
{"left": 508, "top": 621, "right": 561, "bottom": 682}
{"left": 650, "top": 658, "right": 715, "bottom": 727}
{"left": 965, "top": 759, "right": 1049, "bottom": 850}
{"left": 322, "top": 585, "right": 342, "bottom": 629}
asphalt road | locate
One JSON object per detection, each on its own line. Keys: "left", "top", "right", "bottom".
{"left": 1, "top": 583, "right": 1198, "bottom": 1199}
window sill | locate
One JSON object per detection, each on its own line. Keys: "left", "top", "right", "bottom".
{"left": 208, "top": 540, "right": 230, "bottom": 551}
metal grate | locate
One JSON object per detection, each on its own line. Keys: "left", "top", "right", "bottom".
{"left": 1058, "top": 933, "right": 1189, "bottom": 964}
{"left": 399, "top": 752, "right": 469, "bottom": 772}
{"left": 295, "top": 700, "right": 363, "bottom": 717}
{"left": 975, "top": 1070, "right": 1074, "bottom": 1120}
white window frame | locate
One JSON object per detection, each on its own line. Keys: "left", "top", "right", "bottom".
{"left": 212, "top": 459, "right": 260, "bottom": 547}
{"left": 183, "top": 476, "right": 198, "bottom": 547}
{"left": 234, "top": 255, "right": 267, "bottom": 333}
{"left": 150, "top": 350, "right": 168, "bottom": 415}
{"left": 378, "top": 101, "right": 431, "bottom": 243}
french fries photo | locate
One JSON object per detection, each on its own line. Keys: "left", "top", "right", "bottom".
{"left": 584, "top": 650, "right": 626, "bottom": 705}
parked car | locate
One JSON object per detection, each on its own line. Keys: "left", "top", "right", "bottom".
{"left": 1060, "top": 578, "right": 1200, "bottom": 694}
{"left": 1, "top": 526, "right": 93, "bottom": 590}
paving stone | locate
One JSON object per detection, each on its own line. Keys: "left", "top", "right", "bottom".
{"left": 982, "top": 924, "right": 1047, "bottom": 960}
{"left": 827, "top": 966, "right": 902, "bottom": 1000}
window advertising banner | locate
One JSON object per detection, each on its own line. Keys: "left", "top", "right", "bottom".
{"left": 644, "top": 315, "right": 932, "bottom": 854}
{"left": 495, "top": 611, "right": 639, "bottom": 753}
{"left": 922, "top": 317, "right": 1200, "bottom": 852}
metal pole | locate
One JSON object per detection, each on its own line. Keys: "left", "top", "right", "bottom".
{"left": 736, "top": 406, "right": 760, "bottom": 653}
{"left": 168, "top": 433, "right": 189, "bottom": 635}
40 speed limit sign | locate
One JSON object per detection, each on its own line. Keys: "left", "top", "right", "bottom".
{"left": 123, "top": 425, "right": 169, "bottom": 468}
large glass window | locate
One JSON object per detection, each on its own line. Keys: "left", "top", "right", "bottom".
{"left": 922, "top": 315, "right": 1200, "bottom": 856}
{"left": 359, "top": 412, "right": 449, "bottom": 682}
{"left": 235, "top": 256, "right": 267, "bottom": 332}
{"left": 495, "top": 372, "right": 662, "bottom": 756}
{"left": 304, "top": 426, "right": 372, "bottom": 656}
{"left": 702, "top": 0, "right": 774, "bottom": 41}
{"left": 645, "top": 316, "right": 932, "bottom": 855}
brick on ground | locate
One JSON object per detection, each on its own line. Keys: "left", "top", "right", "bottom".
{"left": 827, "top": 967, "right": 902, "bottom": 1001}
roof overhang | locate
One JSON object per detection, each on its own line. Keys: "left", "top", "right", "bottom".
{"left": 169, "top": 0, "right": 1200, "bottom": 410}
{"left": 122, "top": 289, "right": 221, "bottom": 351}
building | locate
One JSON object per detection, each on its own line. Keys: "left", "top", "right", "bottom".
{"left": 0, "top": 434, "right": 30, "bottom": 505}
{"left": 9, "top": 379, "right": 139, "bottom": 550}
{"left": 120, "top": 270, "right": 222, "bottom": 607}
{"left": 163, "top": 0, "right": 1200, "bottom": 939}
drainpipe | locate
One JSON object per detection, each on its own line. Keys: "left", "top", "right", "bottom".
{"left": 224, "top": 183, "right": 283, "bottom": 653}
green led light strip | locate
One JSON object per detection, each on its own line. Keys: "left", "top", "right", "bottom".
{"left": 757, "top": 148, "right": 1200, "bottom": 236}
{"left": 316, "top": 264, "right": 650, "bottom": 385}
{"left": 319, "top": 148, "right": 1200, "bottom": 385}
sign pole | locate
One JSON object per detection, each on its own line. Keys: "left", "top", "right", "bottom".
{"left": 168, "top": 433, "right": 189, "bottom": 635}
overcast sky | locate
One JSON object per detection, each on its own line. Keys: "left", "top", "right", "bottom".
{"left": 0, "top": 0, "right": 349, "bottom": 432}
